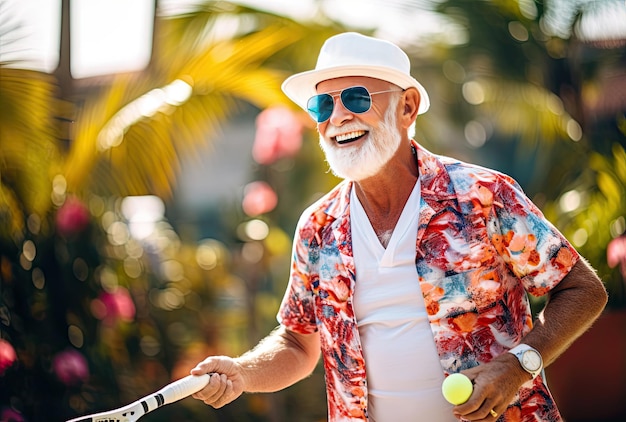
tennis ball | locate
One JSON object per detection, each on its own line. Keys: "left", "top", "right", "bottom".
{"left": 442, "top": 373, "right": 473, "bottom": 405}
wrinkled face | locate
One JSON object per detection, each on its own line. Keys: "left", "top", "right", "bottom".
{"left": 315, "top": 76, "right": 403, "bottom": 181}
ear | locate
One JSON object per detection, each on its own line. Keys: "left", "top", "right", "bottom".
{"left": 400, "top": 88, "right": 420, "bottom": 131}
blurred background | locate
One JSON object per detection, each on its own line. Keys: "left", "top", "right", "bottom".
{"left": 0, "top": 0, "right": 625, "bottom": 421}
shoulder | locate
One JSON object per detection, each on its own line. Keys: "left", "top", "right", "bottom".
{"left": 443, "top": 155, "right": 518, "bottom": 189}
{"left": 418, "top": 145, "right": 522, "bottom": 201}
{"left": 294, "top": 180, "right": 350, "bottom": 242}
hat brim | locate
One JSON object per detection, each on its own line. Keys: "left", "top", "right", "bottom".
{"left": 281, "top": 65, "right": 430, "bottom": 115}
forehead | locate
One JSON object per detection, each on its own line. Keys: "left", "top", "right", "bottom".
{"left": 315, "top": 76, "right": 392, "bottom": 93}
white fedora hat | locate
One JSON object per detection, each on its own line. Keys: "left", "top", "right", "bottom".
{"left": 281, "top": 32, "right": 430, "bottom": 115}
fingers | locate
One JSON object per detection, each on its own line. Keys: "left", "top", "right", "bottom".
{"left": 189, "top": 356, "right": 244, "bottom": 408}
{"left": 190, "top": 357, "right": 219, "bottom": 376}
{"left": 453, "top": 359, "right": 524, "bottom": 421}
{"left": 455, "top": 402, "right": 501, "bottom": 421}
{"left": 474, "top": 402, "right": 500, "bottom": 421}
{"left": 192, "top": 373, "right": 235, "bottom": 408}
{"left": 190, "top": 363, "right": 211, "bottom": 376}
{"left": 453, "top": 376, "right": 506, "bottom": 421}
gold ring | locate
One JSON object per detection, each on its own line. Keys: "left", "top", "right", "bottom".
{"left": 490, "top": 409, "right": 498, "bottom": 418}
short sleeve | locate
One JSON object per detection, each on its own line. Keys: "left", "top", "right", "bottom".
{"left": 489, "top": 175, "right": 580, "bottom": 297}
{"left": 276, "top": 212, "right": 318, "bottom": 334}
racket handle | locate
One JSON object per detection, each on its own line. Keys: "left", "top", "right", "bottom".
{"left": 157, "top": 373, "right": 211, "bottom": 405}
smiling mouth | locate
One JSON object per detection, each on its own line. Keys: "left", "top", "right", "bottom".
{"left": 334, "top": 130, "right": 367, "bottom": 145}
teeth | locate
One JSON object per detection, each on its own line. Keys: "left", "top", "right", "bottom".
{"left": 336, "top": 131, "right": 365, "bottom": 142}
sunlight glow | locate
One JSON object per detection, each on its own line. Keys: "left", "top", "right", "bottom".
{"left": 244, "top": 219, "right": 270, "bottom": 241}
{"left": 51, "top": 174, "right": 68, "bottom": 206}
{"left": 442, "top": 60, "right": 466, "bottom": 83}
{"left": 546, "top": 94, "right": 564, "bottom": 115}
{"left": 566, "top": 119, "right": 583, "bottom": 141}
{"left": 610, "top": 216, "right": 626, "bottom": 238}
{"left": 574, "top": 1, "right": 626, "bottom": 42}
{"left": 97, "top": 79, "right": 193, "bottom": 151}
{"left": 121, "top": 195, "right": 165, "bottom": 241}
{"left": 5, "top": 0, "right": 625, "bottom": 76}
{"left": 2, "top": 0, "right": 153, "bottom": 76}
{"left": 572, "top": 228, "right": 589, "bottom": 247}
{"left": 462, "top": 81, "right": 485, "bottom": 105}
{"left": 559, "top": 190, "right": 582, "bottom": 213}
{"left": 518, "top": 0, "right": 538, "bottom": 20}
{"left": 543, "top": 0, "right": 626, "bottom": 40}
{"left": 464, "top": 120, "right": 488, "bottom": 148}
{"left": 196, "top": 242, "right": 220, "bottom": 270}
{"left": 0, "top": 0, "right": 61, "bottom": 72}
{"left": 70, "top": 0, "right": 154, "bottom": 78}
{"left": 508, "top": 21, "right": 529, "bottom": 42}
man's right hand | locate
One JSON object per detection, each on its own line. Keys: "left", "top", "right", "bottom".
{"left": 190, "top": 356, "right": 245, "bottom": 408}
{"left": 190, "top": 326, "right": 320, "bottom": 409}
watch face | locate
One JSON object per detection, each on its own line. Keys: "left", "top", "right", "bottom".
{"left": 522, "top": 350, "right": 542, "bottom": 371}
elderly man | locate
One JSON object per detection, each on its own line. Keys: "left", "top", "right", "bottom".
{"left": 191, "top": 32, "right": 607, "bottom": 421}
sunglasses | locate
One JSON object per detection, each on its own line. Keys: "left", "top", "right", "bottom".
{"left": 306, "top": 86, "right": 402, "bottom": 123}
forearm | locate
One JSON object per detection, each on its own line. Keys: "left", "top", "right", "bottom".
{"left": 458, "top": 259, "right": 608, "bottom": 418}
{"left": 235, "top": 325, "right": 321, "bottom": 393}
{"left": 521, "top": 258, "right": 608, "bottom": 366}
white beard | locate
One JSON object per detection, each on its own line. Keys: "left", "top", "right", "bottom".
{"left": 319, "top": 95, "right": 402, "bottom": 181}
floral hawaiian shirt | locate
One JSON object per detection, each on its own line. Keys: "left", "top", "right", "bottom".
{"left": 278, "top": 142, "right": 578, "bottom": 422}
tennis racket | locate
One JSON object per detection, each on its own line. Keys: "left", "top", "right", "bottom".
{"left": 66, "top": 373, "right": 211, "bottom": 422}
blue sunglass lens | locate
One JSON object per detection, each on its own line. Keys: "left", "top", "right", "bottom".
{"left": 307, "top": 93, "right": 334, "bottom": 123}
{"left": 341, "top": 86, "right": 371, "bottom": 114}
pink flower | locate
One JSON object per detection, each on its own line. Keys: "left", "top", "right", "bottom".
{"left": 242, "top": 181, "right": 278, "bottom": 217}
{"left": 607, "top": 235, "right": 626, "bottom": 278}
{"left": 252, "top": 106, "right": 303, "bottom": 165}
{"left": 0, "top": 339, "right": 17, "bottom": 375}
{"left": 53, "top": 349, "right": 89, "bottom": 385}
{"left": 0, "top": 407, "right": 25, "bottom": 422}
{"left": 95, "top": 287, "right": 136, "bottom": 325}
{"left": 56, "top": 196, "right": 90, "bottom": 237}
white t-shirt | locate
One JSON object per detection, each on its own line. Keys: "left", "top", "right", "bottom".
{"left": 351, "top": 181, "right": 455, "bottom": 422}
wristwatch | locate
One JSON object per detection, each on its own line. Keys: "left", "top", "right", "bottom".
{"left": 508, "top": 344, "right": 543, "bottom": 379}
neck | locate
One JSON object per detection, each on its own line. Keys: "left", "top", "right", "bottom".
{"left": 353, "top": 141, "right": 418, "bottom": 241}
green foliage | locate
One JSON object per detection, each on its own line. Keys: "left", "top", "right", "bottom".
{"left": 544, "top": 142, "right": 626, "bottom": 308}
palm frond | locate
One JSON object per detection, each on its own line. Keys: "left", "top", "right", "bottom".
{"left": 476, "top": 78, "right": 578, "bottom": 146}
{"left": 62, "top": 16, "right": 307, "bottom": 199}
{"left": 0, "top": 68, "right": 61, "bottom": 219}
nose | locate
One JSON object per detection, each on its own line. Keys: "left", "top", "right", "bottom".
{"left": 327, "top": 96, "right": 353, "bottom": 127}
